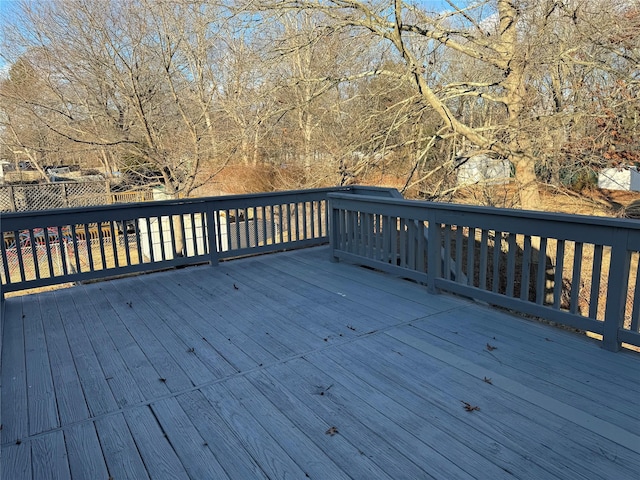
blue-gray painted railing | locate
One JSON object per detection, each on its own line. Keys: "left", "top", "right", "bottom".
{"left": 0, "top": 186, "right": 399, "bottom": 297}
{"left": 328, "top": 192, "right": 640, "bottom": 352}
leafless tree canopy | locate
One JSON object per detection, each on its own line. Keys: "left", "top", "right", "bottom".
{"left": 1, "top": 0, "right": 638, "bottom": 205}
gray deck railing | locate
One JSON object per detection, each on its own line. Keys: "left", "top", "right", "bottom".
{"left": 329, "top": 193, "right": 640, "bottom": 352}
{"left": 0, "top": 186, "right": 399, "bottom": 297}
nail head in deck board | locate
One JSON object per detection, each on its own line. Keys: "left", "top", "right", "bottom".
{"left": 150, "top": 397, "right": 230, "bottom": 479}
{"left": 95, "top": 414, "right": 150, "bottom": 480}
{"left": 177, "top": 390, "right": 269, "bottom": 479}
{"left": 31, "top": 430, "right": 71, "bottom": 480}
{"left": 124, "top": 406, "right": 190, "bottom": 480}
{"left": 64, "top": 422, "right": 109, "bottom": 480}
{"left": 22, "top": 295, "right": 60, "bottom": 436}
{"left": 1, "top": 297, "right": 29, "bottom": 441}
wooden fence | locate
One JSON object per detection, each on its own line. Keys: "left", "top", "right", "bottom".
{"left": 0, "top": 181, "right": 154, "bottom": 212}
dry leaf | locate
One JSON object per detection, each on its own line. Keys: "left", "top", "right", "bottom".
{"left": 461, "top": 401, "right": 480, "bottom": 412}
{"left": 486, "top": 343, "right": 497, "bottom": 351}
{"left": 483, "top": 377, "right": 493, "bottom": 385}
{"left": 325, "top": 426, "right": 339, "bottom": 436}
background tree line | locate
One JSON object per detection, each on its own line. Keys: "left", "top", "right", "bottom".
{"left": 1, "top": 0, "right": 638, "bottom": 209}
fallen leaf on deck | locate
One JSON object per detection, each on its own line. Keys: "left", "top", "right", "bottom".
{"left": 461, "top": 401, "right": 480, "bottom": 412}
{"left": 483, "top": 377, "right": 493, "bottom": 384}
{"left": 325, "top": 426, "right": 339, "bottom": 436}
{"left": 486, "top": 343, "right": 497, "bottom": 351}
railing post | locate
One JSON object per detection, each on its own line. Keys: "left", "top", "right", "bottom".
{"left": 602, "top": 230, "right": 631, "bottom": 351}
{"left": 206, "top": 207, "right": 220, "bottom": 267}
{"left": 427, "top": 212, "right": 441, "bottom": 294}
{"left": 329, "top": 197, "right": 339, "bottom": 262}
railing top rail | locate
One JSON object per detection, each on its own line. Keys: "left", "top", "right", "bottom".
{"left": 328, "top": 192, "right": 640, "bottom": 231}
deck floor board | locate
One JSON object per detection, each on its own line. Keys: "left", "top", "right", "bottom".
{"left": 1, "top": 246, "right": 639, "bottom": 479}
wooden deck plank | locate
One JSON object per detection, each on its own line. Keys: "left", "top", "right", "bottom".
{"left": 2, "top": 442, "right": 31, "bottom": 480}
{"left": 124, "top": 275, "right": 239, "bottom": 380}
{"left": 292, "top": 246, "right": 461, "bottom": 310}
{"left": 314, "top": 345, "right": 544, "bottom": 479}
{"left": 1, "top": 297, "right": 29, "bottom": 443}
{"left": 225, "top": 258, "right": 393, "bottom": 337}
{"left": 38, "top": 292, "right": 89, "bottom": 425}
{"left": 94, "top": 413, "right": 150, "bottom": 480}
{"left": 109, "top": 278, "right": 221, "bottom": 387}
{"left": 247, "top": 370, "right": 396, "bottom": 480}
{"left": 65, "top": 286, "right": 147, "bottom": 408}
{"left": 434, "top": 304, "right": 640, "bottom": 392}
{"left": 139, "top": 267, "right": 278, "bottom": 370}
{"left": 408, "top": 308, "right": 640, "bottom": 419}
{"left": 2, "top": 246, "right": 639, "bottom": 480}
{"left": 150, "top": 397, "right": 231, "bottom": 479}
{"left": 96, "top": 281, "right": 195, "bottom": 393}
{"left": 64, "top": 422, "right": 110, "bottom": 480}
{"left": 124, "top": 406, "right": 191, "bottom": 480}
{"left": 79, "top": 284, "right": 172, "bottom": 402}
{"left": 264, "top": 359, "right": 438, "bottom": 480}
{"left": 324, "top": 334, "right": 627, "bottom": 479}
{"left": 51, "top": 289, "right": 119, "bottom": 418}
{"left": 175, "top": 266, "right": 309, "bottom": 358}
{"left": 265, "top": 254, "right": 431, "bottom": 320}
{"left": 216, "top": 262, "right": 340, "bottom": 345}
{"left": 200, "top": 383, "right": 312, "bottom": 480}
{"left": 177, "top": 390, "right": 269, "bottom": 479}
{"left": 22, "top": 295, "right": 59, "bottom": 436}
{"left": 220, "top": 375, "right": 351, "bottom": 480}
{"left": 380, "top": 329, "right": 640, "bottom": 473}
{"left": 31, "top": 431, "right": 71, "bottom": 480}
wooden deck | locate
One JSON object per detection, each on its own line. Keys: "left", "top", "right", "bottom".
{"left": 1, "top": 246, "right": 639, "bottom": 479}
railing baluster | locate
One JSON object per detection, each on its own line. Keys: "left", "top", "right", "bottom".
{"left": 97, "top": 223, "right": 107, "bottom": 269}
{"left": 535, "top": 237, "right": 548, "bottom": 305}
{"left": 570, "top": 242, "right": 584, "bottom": 314}
{"left": 553, "top": 240, "right": 565, "bottom": 309}
{"left": 479, "top": 229, "right": 488, "bottom": 290}
{"left": 28, "top": 228, "right": 41, "bottom": 280}
{"left": 492, "top": 231, "right": 501, "bottom": 293}
{"left": 506, "top": 233, "right": 516, "bottom": 297}
{"left": 455, "top": 226, "right": 463, "bottom": 283}
{"left": 443, "top": 225, "right": 452, "bottom": 281}
{"left": 466, "top": 227, "right": 475, "bottom": 287}
{"left": 588, "top": 244, "right": 604, "bottom": 319}
{"left": 521, "top": 235, "right": 532, "bottom": 301}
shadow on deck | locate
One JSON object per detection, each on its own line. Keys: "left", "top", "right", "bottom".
{"left": 1, "top": 246, "right": 639, "bottom": 479}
